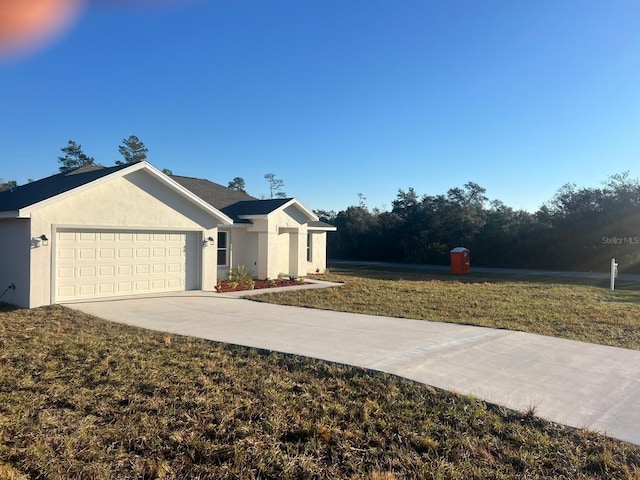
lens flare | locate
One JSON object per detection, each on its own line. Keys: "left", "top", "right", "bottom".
{"left": 0, "top": 0, "right": 202, "bottom": 62}
{"left": 0, "top": 0, "right": 85, "bottom": 60}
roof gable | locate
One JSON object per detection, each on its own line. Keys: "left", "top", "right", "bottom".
{"left": 0, "top": 163, "right": 132, "bottom": 212}
{"left": 0, "top": 162, "right": 233, "bottom": 224}
{"left": 228, "top": 198, "right": 319, "bottom": 224}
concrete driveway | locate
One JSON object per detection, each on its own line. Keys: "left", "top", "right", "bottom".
{"left": 65, "top": 289, "right": 640, "bottom": 446}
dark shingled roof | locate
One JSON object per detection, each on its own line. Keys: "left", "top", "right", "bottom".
{"left": 169, "top": 175, "right": 256, "bottom": 211}
{"left": 221, "top": 198, "right": 293, "bottom": 222}
{"left": 0, "top": 165, "right": 336, "bottom": 230}
{"left": 169, "top": 177, "right": 306, "bottom": 222}
{"left": 0, "top": 163, "right": 132, "bottom": 212}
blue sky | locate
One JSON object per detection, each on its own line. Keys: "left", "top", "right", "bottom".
{"left": 1, "top": 0, "right": 639, "bottom": 213}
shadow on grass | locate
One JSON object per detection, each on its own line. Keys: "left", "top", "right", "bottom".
{"left": 0, "top": 302, "right": 21, "bottom": 313}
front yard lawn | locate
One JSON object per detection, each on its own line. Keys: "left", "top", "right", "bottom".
{"left": 1, "top": 304, "right": 640, "bottom": 479}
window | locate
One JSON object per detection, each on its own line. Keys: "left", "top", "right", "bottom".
{"left": 306, "top": 232, "right": 312, "bottom": 262}
{"left": 217, "top": 231, "right": 228, "bottom": 266}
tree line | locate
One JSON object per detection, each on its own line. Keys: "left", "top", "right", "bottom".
{"left": 5, "top": 138, "right": 637, "bottom": 274}
{"left": 317, "top": 174, "right": 640, "bottom": 273}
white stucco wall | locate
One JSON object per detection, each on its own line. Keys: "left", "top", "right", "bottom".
{"left": 0, "top": 219, "right": 31, "bottom": 308}
{"left": 223, "top": 228, "right": 259, "bottom": 279}
{"left": 242, "top": 202, "right": 332, "bottom": 279}
{"left": 26, "top": 171, "right": 224, "bottom": 307}
{"left": 307, "top": 231, "right": 328, "bottom": 274}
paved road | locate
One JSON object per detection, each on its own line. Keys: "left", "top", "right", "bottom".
{"left": 66, "top": 286, "right": 640, "bottom": 446}
{"left": 330, "top": 260, "right": 640, "bottom": 282}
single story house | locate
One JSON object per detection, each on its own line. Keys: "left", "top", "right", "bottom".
{"left": 0, "top": 161, "right": 335, "bottom": 308}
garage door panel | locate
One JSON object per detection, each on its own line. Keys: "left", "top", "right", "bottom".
{"left": 78, "top": 284, "right": 95, "bottom": 295}
{"left": 58, "top": 267, "right": 75, "bottom": 278}
{"left": 153, "top": 264, "right": 165, "bottom": 274}
{"left": 58, "top": 248, "right": 75, "bottom": 260}
{"left": 118, "top": 265, "right": 132, "bottom": 275}
{"left": 55, "top": 229, "right": 197, "bottom": 302}
{"left": 167, "top": 263, "right": 182, "bottom": 273}
{"left": 100, "top": 248, "right": 115, "bottom": 259}
{"left": 58, "top": 285, "right": 75, "bottom": 297}
{"left": 79, "top": 266, "right": 95, "bottom": 277}
{"left": 79, "top": 249, "right": 96, "bottom": 259}
{"left": 58, "top": 231, "right": 75, "bottom": 241}
{"left": 99, "top": 266, "right": 115, "bottom": 276}
{"left": 99, "top": 284, "right": 115, "bottom": 294}
{"left": 136, "top": 264, "right": 150, "bottom": 274}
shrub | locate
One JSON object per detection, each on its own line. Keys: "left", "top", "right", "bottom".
{"left": 229, "top": 265, "right": 255, "bottom": 290}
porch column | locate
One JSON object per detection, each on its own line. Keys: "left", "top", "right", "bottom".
{"left": 292, "top": 228, "right": 307, "bottom": 277}
{"left": 257, "top": 229, "right": 278, "bottom": 279}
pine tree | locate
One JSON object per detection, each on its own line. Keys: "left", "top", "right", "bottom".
{"left": 264, "top": 173, "right": 286, "bottom": 199}
{"left": 116, "top": 135, "right": 148, "bottom": 165}
{"left": 228, "top": 177, "right": 247, "bottom": 193}
{"left": 0, "top": 178, "right": 17, "bottom": 192}
{"left": 58, "top": 140, "right": 95, "bottom": 172}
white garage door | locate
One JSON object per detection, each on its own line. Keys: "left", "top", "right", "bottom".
{"left": 55, "top": 229, "right": 199, "bottom": 302}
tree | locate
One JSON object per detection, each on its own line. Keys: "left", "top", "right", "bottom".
{"left": 314, "top": 209, "right": 337, "bottom": 223}
{"left": 58, "top": 140, "right": 95, "bottom": 172}
{"left": 228, "top": 177, "right": 247, "bottom": 193}
{"left": 161, "top": 168, "right": 173, "bottom": 175}
{"left": 264, "top": 173, "right": 286, "bottom": 199}
{"left": 0, "top": 178, "right": 17, "bottom": 192}
{"left": 117, "top": 135, "right": 148, "bottom": 165}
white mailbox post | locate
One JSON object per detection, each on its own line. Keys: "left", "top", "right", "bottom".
{"left": 610, "top": 258, "right": 618, "bottom": 291}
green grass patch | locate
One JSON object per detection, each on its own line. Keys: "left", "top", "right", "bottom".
{"left": 2, "top": 304, "right": 640, "bottom": 478}
{"left": 253, "top": 265, "right": 640, "bottom": 350}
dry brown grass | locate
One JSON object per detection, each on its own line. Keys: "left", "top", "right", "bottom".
{"left": 1, "top": 303, "right": 640, "bottom": 478}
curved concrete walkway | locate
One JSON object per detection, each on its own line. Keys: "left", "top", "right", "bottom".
{"left": 65, "top": 286, "right": 640, "bottom": 446}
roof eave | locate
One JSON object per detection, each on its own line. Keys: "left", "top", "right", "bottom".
{"left": 308, "top": 225, "right": 337, "bottom": 232}
{"left": 0, "top": 210, "right": 21, "bottom": 219}
{"left": 218, "top": 222, "right": 251, "bottom": 228}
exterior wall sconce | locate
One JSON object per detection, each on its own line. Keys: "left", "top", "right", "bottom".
{"left": 202, "top": 237, "right": 215, "bottom": 248}
{"left": 32, "top": 234, "right": 49, "bottom": 247}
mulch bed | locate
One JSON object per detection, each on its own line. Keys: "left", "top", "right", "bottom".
{"left": 215, "top": 278, "right": 311, "bottom": 293}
